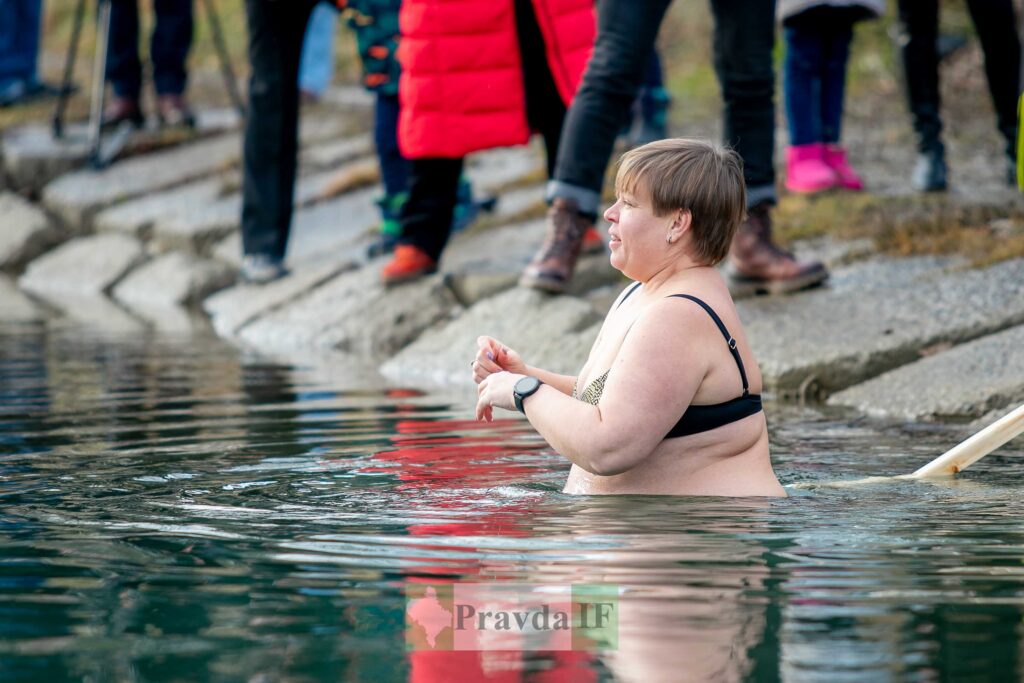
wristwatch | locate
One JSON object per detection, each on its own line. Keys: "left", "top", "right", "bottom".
{"left": 513, "top": 376, "right": 543, "bottom": 413}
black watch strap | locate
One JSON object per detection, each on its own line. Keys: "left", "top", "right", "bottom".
{"left": 513, "top": 376, "right": 542, "bottom": 413}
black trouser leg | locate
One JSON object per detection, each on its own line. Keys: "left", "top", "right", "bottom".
{"left": 107, "top": 0, "right": 143, "bottom": 98}
{"left": 710, "top": 0, "right": 778, "bottom": 207}
{"left": 240, "top": 0, "right": 317, "bottom": 260}
{"left": 514, "top": 0, "right": 567, "bottom": 177}
{"left": 398, "top": 158, "right": 463, "bottom": 261}
{"left": 965, "top": 0, "right": 1020, "bottom": 157}
{"left": 897, "top": 0, "right": 943, "bottom": 154}
{"left": 150, "top": 0, "right": 193, "bottom": 96}
{"left": 550, "top": 0, "right": 673, "bottom": 212}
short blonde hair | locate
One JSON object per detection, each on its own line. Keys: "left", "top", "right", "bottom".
{"left": 615, "top": 138, "right": 746, "bottom": 265}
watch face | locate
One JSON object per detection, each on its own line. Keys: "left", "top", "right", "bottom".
{"left": 515, "top": 376, "right": 541, "bottom": 396}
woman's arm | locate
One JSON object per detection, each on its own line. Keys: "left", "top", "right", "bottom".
{"left": 477, "top": 301, "right": 713, "bottom": 475}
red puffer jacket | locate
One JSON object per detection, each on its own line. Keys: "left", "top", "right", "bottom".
{"left": 397, "top": 0, "right": 595, "bottom": 158}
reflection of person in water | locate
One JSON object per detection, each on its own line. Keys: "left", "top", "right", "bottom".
{"left": 473, "top": 139, "right": 785, "bottom": 497}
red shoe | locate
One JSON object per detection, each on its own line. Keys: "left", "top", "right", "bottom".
{"left": 581, "top": 225, "right": 604, "bottom": 254}
{"left": 381, "top": 245, "right": 437, "bottom": 286}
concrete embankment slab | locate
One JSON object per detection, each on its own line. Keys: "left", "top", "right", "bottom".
{"left": 236, "top": 264, "right": 459, "bottom": 358}
{"left": 112, "top": 251, "right": 235, "bottom": 309}
{"left": 828, "top": 324, "right": 1024, "bottom": 421}
{"left": 42, "top": 134, "right": 241, "bottom": 228}
{"left": 93, "top": 177, "right": 232, "bottom": 239}
{"left": 380, "top": 287, "right": 602, "bottom": 386}
{"left": 204, "top": 260, "right": 356, "bottom": 337}
{"left": 739, "top": 257, "right": 1024, "bottom": 396}
{"left": 0, "top": 193, "right": 64, "bottom": 272}
{"left": 18, "top": 233, "right": 145, "bottom": 298}
{"left": 0, "top": 275, "right": 42, "bottom": 322}
{"left": 442, "top": 219, "right": 620, "bottom": 306}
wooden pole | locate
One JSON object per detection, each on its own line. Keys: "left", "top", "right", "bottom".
{"left": 907, "top": 403, "right": 1024, "bottom": 478}
{"left": 790, "top": 403, "right": 1024, "bottom": 490}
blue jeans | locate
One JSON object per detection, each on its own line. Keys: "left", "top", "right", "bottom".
{"left": 783, "top": 8, "right": 856, "bottom": 146}
{"left": 107, "top": 0, "right": 194, "bottom": 98}
{"left": 550, "top": 0, "right": 778, "bottom": 213}
{"left": 0, "top": 0, "right": 42, "bottom": 87}
{"left": 298, "top": 2, "right": 336, "bottom": 97}
{"left": 374, "top": 92, "right": 410, "bottom": 196}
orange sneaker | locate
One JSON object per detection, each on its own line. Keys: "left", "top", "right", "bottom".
{"left": 381, "top": 245, "right": 437, "bottom": 286}
{"left": 581, "top": 225, "right": 604, "bottom": 254}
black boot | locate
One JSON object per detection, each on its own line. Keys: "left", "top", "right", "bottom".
{"left": 912, "top": 144, "right": 948, "bottom": 192}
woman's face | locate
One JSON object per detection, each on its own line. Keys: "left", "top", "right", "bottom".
{"left": 604, "top": 185, "right": 675, "bottom": 280}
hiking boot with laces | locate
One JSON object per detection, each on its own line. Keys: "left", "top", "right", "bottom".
{"left": 725, "top": 203, "right": 828, "bottom": 298}
{"left": 519, "top": 197, "right": 591, "bottom": 294}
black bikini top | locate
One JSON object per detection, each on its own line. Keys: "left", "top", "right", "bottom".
{"left": 573, "top": 282, "right": 763, "bottom": 438}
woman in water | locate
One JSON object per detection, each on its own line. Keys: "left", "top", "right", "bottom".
{"left": 472, "top": 138, "right": 785, "bottom": 496}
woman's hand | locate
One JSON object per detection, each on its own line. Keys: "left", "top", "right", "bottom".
{"left": 471, "top": 336, "right": 527, "bottom": 384}
{"left": 475, "top": 371, "right": 524, "bottom": 422}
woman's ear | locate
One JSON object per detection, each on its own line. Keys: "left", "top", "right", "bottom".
{"left": 671, "top": 209, "right": 692, "bottom": 239}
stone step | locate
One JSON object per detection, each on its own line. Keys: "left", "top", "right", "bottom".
{"left": 235, "top": 263, "right": 459, "bottom": 359}
{"left": 0, "top": 275, "right": 42, "bottom": 323}
{"left": 42, "top": 133, "right": 242, "bottom": 229}
{"left": 204, "top": 260, "right": 356, "bottom": 338}
{"left": 112, "top": 251, "right": 235, "bottom": 309}
{"left": 41, "top": 116, "right": 355, "bottom": 231}
{"left": 93, "top": 150, "right": 379, "bottom": 255}
{"left": 380, "top": 287, "right": 602, "bottom": 387}
{"left": 210, "top": 185, "right": 381, "bottom": 268}
{"left": 0, "top": 107, "right": 240, "bottom": 193}
{"left": 19, "top": 233, "right": 146, "bottom": 299}
{"left": 828, "top": 324, "right": 1024, "bottom": 421}
{"left": 738, "top": 257, "right": 1024, "bottom": 398}
{"left": 0, "top": 192, "right": 64, "bottom": 272}
{"left": 441, "top": 219, "right": 620, "bottom": 307}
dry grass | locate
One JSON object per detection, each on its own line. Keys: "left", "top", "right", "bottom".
{"left": 775, "top": 191, "right": 1024, "bottom": 266}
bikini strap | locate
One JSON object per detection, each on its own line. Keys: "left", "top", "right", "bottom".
{"left": 667, "top": 294, "right": 750, "bottom": 396}
{"left": 615, "top": 281, "right": 643, "bottom": 309}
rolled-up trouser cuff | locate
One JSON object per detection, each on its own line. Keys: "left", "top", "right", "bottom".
{"left": 546, "top": 180, "right": 602, "bottom": 217}
{"left": 746, "top": 184, "right": 776, "bottom": 209}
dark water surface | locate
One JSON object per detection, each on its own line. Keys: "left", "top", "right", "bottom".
{"left": 1, "top": 320, "right": 1022, "bottom": 682}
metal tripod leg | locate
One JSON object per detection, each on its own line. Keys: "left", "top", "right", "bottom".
{"left": 52, "top": 0, "right": 89, "bottom": 139}
{"left": 87, "top": 0, "right": 112, "bottom": 167}
{"left": 199, "top": 0, "right": 246, "bottom": 120}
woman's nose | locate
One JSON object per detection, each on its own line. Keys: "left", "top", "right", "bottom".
{"left": 604, "top": 203, "right": 618, "bottom": 222}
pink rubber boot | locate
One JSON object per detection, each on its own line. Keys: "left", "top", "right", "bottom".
{"left": 824, "top": 144, "right": 864, "bottom": 191}
{"left": 785, "top": 143, "right": 838, "bottom": 194}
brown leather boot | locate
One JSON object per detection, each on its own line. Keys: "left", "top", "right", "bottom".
{"left": 519, "top": 197, "right": 591, "bottom": 294}
{"left": 726, "top": 203, "right": 828, "bottom": 298}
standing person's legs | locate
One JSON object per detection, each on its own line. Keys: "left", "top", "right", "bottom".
{"left": 523, "top": 0, "right": 671, "bottom": 292}
{"left": 396, "top": 158, "right": 463, "bottom": 261}
{"left": 107, "top": 0, "right": 144, "bottom": 99}
{"left": 547, "top": 0, "right": 672, "bottom": 213}
{"left": 818, "top": 17, "right": 852, "bottom": 145}
{"left": 818, "top": 11, "right": 863, "bottom": 190}
{"left": 514, "top": 0, "right": 566, "bottom": 178}
{"left": 151, "top": 0, "right": 195, "bottom": 126}
{"left": 964, "top": 0, "right": 1020, "bottom": 165}
{"left": 0, "top": 0, "right": 43, "bottom": 102}
{"left": 710, "top": 0, "right": 776, "bottom": 207}
{"left": 374, "top": 93, "right": 410, "bottom": 198}
{"left": 150, "top": 0, "right": 193, "bottom": 96}
{"left": 713, "top": 0, "right": 827, "bottom": 295}
{"left": 896, "top": 0, "right": 947, "bottom": 191}
{"left": 782, "top": 18, "right": 837, "bottom": 194}
{"left": 783, "top": 21, "right": 825, "bottom": 146}
{"left": 240, "top": 0, "right": 317, "bottom": 276}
